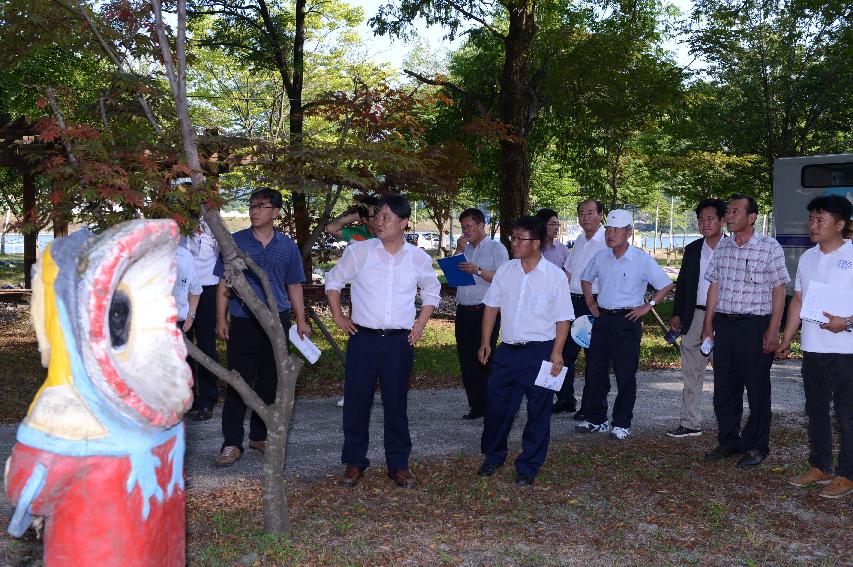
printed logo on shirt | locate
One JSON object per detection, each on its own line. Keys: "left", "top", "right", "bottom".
{"left": 351, "top": 234, "right": 368, "bottom": 241}
{"left": 836, "top": 259, "right": 852, "bottom": 270}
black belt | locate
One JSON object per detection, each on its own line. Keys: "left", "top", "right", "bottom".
{"left": 355, "top": 325, "right": 409, "bottom": 336}
{"left": 600, "top": 308, "right": 631, "bottom": 315}
{"left": 695, "top": 305, "right": 706, "bottom": 311}
{"left": 716, "top": 313, "right": 763, "bottom": 320}
{"left": 458, "top": 304, "right": 485, "bottom": 311}
{"left": 503, "top": 340, "right": 550, "bottom": 350}
{"left": 570, "top": 293, "right": 586, "bottom": 299}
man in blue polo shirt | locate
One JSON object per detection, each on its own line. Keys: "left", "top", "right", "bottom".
{"left": 213, "top": 188, "right": 311, "bottom": 467}
{"left": 577, "top": 209, "right": 674, "bottom": 440}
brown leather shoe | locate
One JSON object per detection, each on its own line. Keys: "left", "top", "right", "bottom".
{"left": 248, "top": 440, "right": 266, "bottom": 453}
{"left": 387, "top": 468, "right": 417, "bottom": 489}
{"left": 215, "top": 446, "right": 242, "bottom": 467}
{"left": 787, "top": 467, "right": 833, "bottom": 487}
{"left": 339, "top": 464, "right": 364, "bottom": 487}
{"left": 819, "top": 476, "right": 853, "bottom": 499}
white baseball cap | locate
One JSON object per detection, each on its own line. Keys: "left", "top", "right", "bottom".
{"left": 604, "top": 209, "right": 632, "bottom": 228}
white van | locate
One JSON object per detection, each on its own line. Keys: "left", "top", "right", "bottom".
{"left": 773, "top": 153, "right": 853, "bottom": 294}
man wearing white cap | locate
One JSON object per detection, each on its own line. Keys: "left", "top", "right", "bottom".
{"left": 577, "top": 209, "right": 674, "bottom": 439}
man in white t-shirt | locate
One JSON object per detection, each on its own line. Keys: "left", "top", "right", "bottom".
{"left": 778, "top": 194, "right": 853, "bottom": 500}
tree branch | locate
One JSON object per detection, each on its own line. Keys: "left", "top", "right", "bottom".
{"left": 446, "top": 0, "right": 505, "bottom": 40}
{"left": 403, "top": 69, "right": 490, "bottom": 116}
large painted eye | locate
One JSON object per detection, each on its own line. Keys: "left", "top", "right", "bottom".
{"left": 109, "top": 290, "right": 131, "bottom": 348}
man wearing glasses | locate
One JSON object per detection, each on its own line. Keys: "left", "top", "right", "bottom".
{"left": 577, "top": 209, "right": 674, "bottom": 440}
{"left": 477, "top": 216, "right": 573, "bottom": 486}
{"left": 213, "top": 188, "right": 311, "bottom": 467}
{"left": 326, "top": 194, "right": 441, "bottom": 489}
{"left": 451, "top": 208, "right": 509, "bottom": 420}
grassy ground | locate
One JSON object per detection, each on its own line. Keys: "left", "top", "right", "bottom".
{"left": 178, "top": 418, "right": 849, "bottom": 566}
{"left": 0, "top": 254, "right": 24, "bottom": 288}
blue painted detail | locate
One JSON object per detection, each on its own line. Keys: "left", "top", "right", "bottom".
{"left": 822, "top": 187, "right": 853, "bottom": 198}
{"left": 166, "top": 423, "right": 186, "bottom": 497}
{"left": 776, "top": 234, "right": 813, "bottom": 247}
{"left": 126, "top": 448, "right": 165, "bottom": 520}
{"left": 8, "top": 464, "right": 47, "bottom": 537}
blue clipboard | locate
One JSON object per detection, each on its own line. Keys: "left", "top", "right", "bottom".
{"left": 437, "top": 255, "right": 476, "bottom": 286}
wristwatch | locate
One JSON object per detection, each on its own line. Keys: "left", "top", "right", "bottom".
{"left": 476, "top": 267, "right": 483, "bottom": 277}
{"left": 648, "top": 300, "right": 656, "bottom": 307}
{"left": 846, "top": 318, "right": 853, "bottom": 333}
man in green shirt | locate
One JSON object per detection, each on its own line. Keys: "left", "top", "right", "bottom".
{"left": 326, "top": 195, "right": 379, "bottom": 243}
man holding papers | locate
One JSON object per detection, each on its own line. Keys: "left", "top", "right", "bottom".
{"left": 577, "top": 209, "right": 674, "bottom": 440}
{"left": 778, "top": 195, "right": 853, "bottom": 499}
{"left": 452, "top": 208, "right": 509, "bottom": 420}
{"left": 701, "top": 194, "right": 789, "bottom": 469}
{"left": 476, "top": 216, "right": 573, "bottom": 487}
{"left": 326, "top": 195, "right": 441, "bottom": 489}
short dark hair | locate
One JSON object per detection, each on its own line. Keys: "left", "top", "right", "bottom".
{"left": 728, "top": 194, "right": 759, "bottom": 216}
{"left": 513, "top": 215, "right": 546, "bottom": 245}
{"left": 356, "top": 193, "right": 380, "bottom": 207}
{"left": 577, "top": 199, "right": 603, "bottom": 214}
{"left": 695, "top": 198, "right": 726, "bottom": 219}
{"left": 535, "top": 208, "right": 559, "bottom": 223}
{"left": 807, "top": 195, "right": 853, "bottom": 224}
{"left": 459, "top": 208, "right": 486, "bottom": 225}
{"left": 250, "top": 187, "right": 283, "bottom": 209}
{"left": 377, "top": 194, "right": 411, "bottom": 220}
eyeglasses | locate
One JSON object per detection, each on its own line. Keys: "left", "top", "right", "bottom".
{"left": 249, "top": 204, "right": 275, "bottom": 210}
{"left": 510, "top": 235, "right": 537, "bottom": 243}
{"left": 375, "top": 213, "right": 399, "bottom": 223}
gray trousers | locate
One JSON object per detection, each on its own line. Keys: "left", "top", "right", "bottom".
{"left": 679, "top": 308, "right": 710, "bottom": 430}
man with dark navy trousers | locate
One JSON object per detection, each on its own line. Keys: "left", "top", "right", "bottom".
{"left": 577, "top": 209, "right": 674, "bottom": 440}
{"left": 477, "top": 215, "right": 573, "bottom": 487}
{"left": 555, "top": 198, "right": 606, "bottom": 418}
{"left": 326, "top": 194, "right": 441, "bottom": 489}
{"left": 701, "top": 194, "right": 789, "bottom": 469}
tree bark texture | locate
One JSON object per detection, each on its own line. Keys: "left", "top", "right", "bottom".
{"left": 498, "top": 2, "right": 536, "bottom": 249}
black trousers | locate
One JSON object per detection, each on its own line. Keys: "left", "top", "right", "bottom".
{"left": 802, "top": 352, "right": 853, "bottom": 479}
{"left": 342, "top": 330, "right": 414, "bottom": 472}
{"left": 455, "top": 306, "right": 500, "bottom": 415}
{"left": 557, "top": 294, "right": 595, "bottom": 407}
{"left": 712, "top": 314, "right": 773, "bottom": 453}
{"left": 584, "top": 312, "right": 642, "bottom": 428}
{"left": 221, "top": 311, "right": 291, "bottom": 449}
{"left": 186, "top": 284, "right": 220, "bottom": 412}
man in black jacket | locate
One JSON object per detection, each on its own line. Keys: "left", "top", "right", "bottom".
{"left": 668, "top": 198, "right": 726, "bottom": 438}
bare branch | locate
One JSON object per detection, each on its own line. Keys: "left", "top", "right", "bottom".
{"left": 403, "top": 69, "right": 490, "bottom": 116}
{"left": 446, "top": 0, "right": 505, "bottom": 40}
{"left": 44, "top": 87, "right": 78, "bottom": 166}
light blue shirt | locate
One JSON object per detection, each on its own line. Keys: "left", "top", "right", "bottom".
{"left": 580, "top": 246, "right": 671, "bottom": 309}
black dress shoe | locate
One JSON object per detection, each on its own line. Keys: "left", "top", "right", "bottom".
{"left": 477, "top": 462, "right": 503, "bottom": 477}
{"left": 704, "top": 445, "right": 741, "bottom": 462}
{"left": 515, "top": 474, "right": 535, "bottom": 486}
{"left": 463, "top": 412, "right": 484, "bottom": 420}
{"left": 551, "top": 401, "right": 577, "bottom": 415}
{"left": 737, "top": 449, "right": 767, "bottom": 469}
{"left": 572, "top": 410, "right": 586, "bottom": 421}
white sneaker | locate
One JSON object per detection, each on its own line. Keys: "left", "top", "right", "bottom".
{"left": 610, "top": 426, "right": 631, "bottom": 440}
{"left": 575, "top": 421, "right": 611, "bottom": 433}
{"left": 336, "top": 397, "right": 344, "bottom": 407}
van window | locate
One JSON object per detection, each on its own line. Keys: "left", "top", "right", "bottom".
{"left": 801, "top": 162, "right": 853, "bottom": 188}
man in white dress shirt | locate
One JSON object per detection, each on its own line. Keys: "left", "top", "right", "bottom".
{"left": 326, "top": 194, "right": 441, "bottom": 489}
{"left": 476, "top": 215, "right": 573, "bottom": 486}
{"left": 577, "top": 209, "right": 674, "bottom": 440}
{"left": 453, "top": 208, "right": 509, "bottom": 420}
{"left": 555, "top": 198, "right": 606, "bottom": 418}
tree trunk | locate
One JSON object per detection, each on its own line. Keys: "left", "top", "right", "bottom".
{"left": 290, "top": 0, "right": 310, "bottom": 276}
{"left": 497, "top": 2, "right": 536, "bottom": 249}
{"left": 22, "top": 171, "right": 36, "bottom": 289}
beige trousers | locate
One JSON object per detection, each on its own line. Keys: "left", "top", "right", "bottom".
{"left": 679, "top": 307, "right": 710, "bottom": 430}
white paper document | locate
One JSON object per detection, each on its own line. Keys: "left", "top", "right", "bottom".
{"left": 288, "top": 326, "right": 321, "bottom": 364}
{"left": 800, "top": 280, "right": 853, "bottom": 324}
{"left": 534, "top": 360, "right": 568, "bottom": 392}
